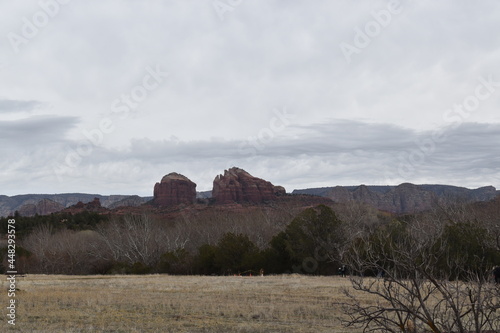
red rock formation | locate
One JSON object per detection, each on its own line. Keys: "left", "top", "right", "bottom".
{"left": 60, "top": 197, "right": 109, "bottom": 214}
{"left": 273, "top": 186, "right": 287, "bottom": 196}
{"left": 212, "top": 167, "right": 285, "bottom": 204}
{"left": 153, "top": 173, "right": 196, "bottom": 207}
{"left": 86, "top": 197, "right": 102, "bottom": 210}
{"left": 72, "top": 197, "right": 102, "bottom": 210}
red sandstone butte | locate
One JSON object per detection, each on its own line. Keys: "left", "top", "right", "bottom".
{"left": 212, "top": 167, "right": 285, "bottom": 204}
{"left": 153, "top": 172, "right": 197, "bottom": 207}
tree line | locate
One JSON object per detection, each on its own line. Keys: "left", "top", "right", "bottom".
{"left": 2, "top": 201, "right": 498, "bottom": 277}
{"left": 0, "top": 203, "right": 377, "bottom": 275}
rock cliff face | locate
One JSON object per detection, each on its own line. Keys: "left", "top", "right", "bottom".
{"left": 325, "top": 183, "right": 437, "bottom": 213}
{"left": 323, "top": 183, "right": 496, "bottom": 214}
{"left": 153, "top": 173, "right": 196, "bottom": 207}
{"left": 17, "top": 199, "right": 64, "bottom": 217}
{"left": 212, "top": 167, "right": 285, "bottom": 204}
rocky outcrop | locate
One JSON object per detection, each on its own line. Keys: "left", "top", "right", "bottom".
{"left": 70, "top": 198, "right": 103, "bottom": 211}
{"left": 273, "top": 186, "right": 287, "bottom": 196}
{"left": 153, "top": 173, "right": 196, "bottom": 207}
{"left": 61, "top": 197, "right": 109, "bottom": 214}
{"left": 83, "top": 197, "right": 102, "bottom": 210}
{"left": 17, "top": 199, "right": 64, "bottom": 217}
{"left": 212, "top": 167, "right": 285, "bottom": 204}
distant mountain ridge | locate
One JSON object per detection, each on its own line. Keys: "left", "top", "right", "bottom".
{"left": 0, "top": 189, "right": 241, "bottom": 217}
{"left": 292, "top": 183, "right": 499, "bottom": 214}
{"left": 0, "top": 194, "right": 153, "bottom": 218}
{"left": 2, "top": 183, "right": 499, "bottom": 217}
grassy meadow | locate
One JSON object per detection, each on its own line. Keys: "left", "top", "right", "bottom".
{"left": 0, "top": 274, "right": 367, "bottom": 333}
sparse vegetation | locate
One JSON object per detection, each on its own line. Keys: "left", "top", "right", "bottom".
{"left": 0, "top": 274, "right": 363, "bottom": 333}
{"left": 341, "top": 204, "right": 500, "bottom": 333}
{"left": 1, "top": 198, "right": 499, "bottom": 332}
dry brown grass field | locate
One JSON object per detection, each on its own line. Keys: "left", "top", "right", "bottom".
{"left": 0, "top": 274, "right": 367, "bottom": 333}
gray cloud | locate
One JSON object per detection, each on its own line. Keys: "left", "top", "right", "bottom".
{"left": 0, "top": 100, "right": 42, "bottom": 112}
{"left": 100, "top": 120, "right": 416, "bottom": 161}
{"left": 48, "top": 120, "right": 497, "bottom": 193}
{"left": 6, "top": 119, "right": 497, "bottom": 195}
{"left": 0, "top": 115, "right": 79, "bottom": 147}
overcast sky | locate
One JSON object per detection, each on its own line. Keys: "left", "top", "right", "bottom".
{"left": 1, "top": 0, "right": 499, "bottom": 196}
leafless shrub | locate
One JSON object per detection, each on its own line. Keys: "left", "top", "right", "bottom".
{"left": 341, "top": 217, "right": 500, "bottom": 333}
{"left": 21, "top": 225, "right": 99, "bottom": 274}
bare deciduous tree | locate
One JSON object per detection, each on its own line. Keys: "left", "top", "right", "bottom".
{"left": 332, "top": 201, "right": 384, "bottom": 261}
{"left": 91, "top": 214, "right": 187, "bottom": 267}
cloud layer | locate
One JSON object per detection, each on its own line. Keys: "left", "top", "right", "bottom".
{"left": 0, "top": 1, "right": 499, "bottom": 195}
